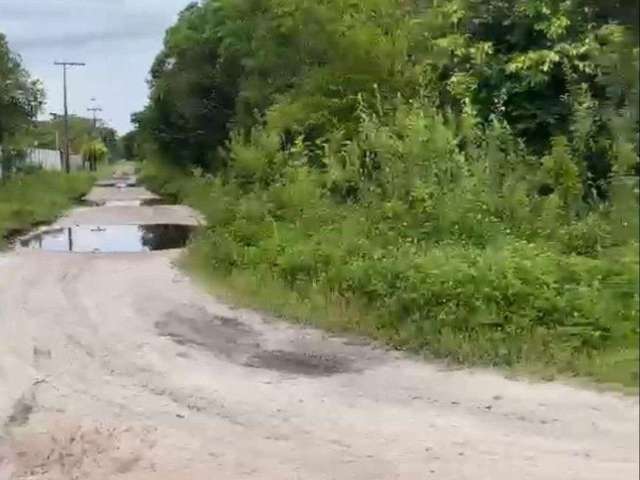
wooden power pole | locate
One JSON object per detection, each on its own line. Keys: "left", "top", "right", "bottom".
{"left": 87, "top": 106, "right": 103, "bottom": 130}
{"left": 54, "top": 61, "right": 85, "bottom": 173}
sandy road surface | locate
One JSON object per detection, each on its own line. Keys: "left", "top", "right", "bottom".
{"left": 0, "top": 182, "right": 638, "bottom": 479}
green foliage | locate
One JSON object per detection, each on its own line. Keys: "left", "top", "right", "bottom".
{"left": 0, "top": 32, "right": 44, "bottom": 176}
{"left": 0, "top": 171, "right": 93, "bottom": 244}
{"left": 137, "top": 0, "right": 639, "bottom": 387}
{"left": 120, "top": 130, "right": 140, "bottom": 161}
{"left": 81, "top": 140, "right": 108, "bottom": 172}
{"left": 141, "top": 97, "right": 639, "bottom": 386}
{"left": 137, "top": 0, "right": 639, "bottom": 184}
{"left": 0, "top": 33, "right": 43, "bottom": 141}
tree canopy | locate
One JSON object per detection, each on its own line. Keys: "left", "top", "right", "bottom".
{"left": 136, "top": 0, "right": 638, "bottom": 184}
{"left": 0, "top": 33, "right": 43, "bottom": 142}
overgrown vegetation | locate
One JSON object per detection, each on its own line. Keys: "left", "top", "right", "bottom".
{"left": 0, "top": 171, "right": 93, "bottom": 245}
{"left": 136, "top": 0, "right": 639, "bottom": 387}
{"left": 81, "top": 139, "right": 108, "bottom": 172}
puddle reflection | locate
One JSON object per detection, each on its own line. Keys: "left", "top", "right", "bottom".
{"left": 20, "top": 224, "right": 195, "bottom": 253}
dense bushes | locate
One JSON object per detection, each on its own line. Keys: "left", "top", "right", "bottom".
{"left": 138, "top": 0, "right": 639, "bottom": 386}
{"left": 142, "top": 100, "right": 638, "bottom": 385}
{"left": 0, "top": 171, "right": 93, "bottom": 244}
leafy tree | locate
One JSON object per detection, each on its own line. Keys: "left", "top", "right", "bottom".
{"left": 0, "top": 33, "right": 44, "bottom": 176}
{"left": 81, "top": 139, "right": 108, "bottom": 171}
{"left": 120, "top": 129, "right": 140, "bottom": 161}
{"left": 135, "top": 2, "right": 237, "bottom": 171}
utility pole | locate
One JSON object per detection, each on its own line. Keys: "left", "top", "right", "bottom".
{"left": 54, "top": 61, "right": 86, "bottom": 173}
{"left": 87, "top": 106, "right": 103, "bottom": 130}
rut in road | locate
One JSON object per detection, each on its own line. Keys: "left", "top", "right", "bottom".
{"left": 0, "top": 173, "right": 638, "bottom": 480}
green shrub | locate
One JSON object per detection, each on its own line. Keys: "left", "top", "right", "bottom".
{"left": 0, "top": 170, "right": 93, "bottom": 244}
{"left": 143, "top": 155, "right": 639, "bottom": 387}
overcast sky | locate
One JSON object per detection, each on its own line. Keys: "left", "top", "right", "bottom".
{"left": 0, "top": 0, "right": 192, "bottom": 133}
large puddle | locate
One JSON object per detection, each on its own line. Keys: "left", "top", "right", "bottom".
{"left": 19, "top": 224, "right": 195, "bottom": 253}
{"left": 95, "top": 178, "right": 137, "bottom": 188}
{"left": 81, "top": 198, "right": 173, "bottom": 207}
{"left": 104, "top": 199, "right": 168, "bottom": 207}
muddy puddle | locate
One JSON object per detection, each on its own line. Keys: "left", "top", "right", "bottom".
{"left": 19, "top": 224, "right": 195, "bottom": 253}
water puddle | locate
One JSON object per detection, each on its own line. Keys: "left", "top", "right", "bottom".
{"left": 95, "top": 178, "right": 137, "bottom": 188}
{"left": 102, "top": 200, "right": 143, "bottom": 207}
{"left": 19, "top": 224, "right": 195, "bottom": 253}
{"left": 102, "top": 198, "right": 169, "bottom": 207}
{"left": 81, "top": 198, "right": 172, "bottom": 207}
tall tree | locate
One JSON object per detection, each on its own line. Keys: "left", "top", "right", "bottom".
{"left": 0, "top": 32, "right": 44, "bottom": 175}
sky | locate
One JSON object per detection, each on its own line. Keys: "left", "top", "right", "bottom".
{"left": 0, "top": 0, "right": 192, "bottom": 133}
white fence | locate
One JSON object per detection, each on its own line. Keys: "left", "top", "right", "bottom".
{"left": 26, "top": 149, "right": 83, "bottom": 171}
{"left": 26, "top": 148, "right": 64, "bottom": 170}
{"left": 0, "top": 148, "right": 84, "bottom": 177}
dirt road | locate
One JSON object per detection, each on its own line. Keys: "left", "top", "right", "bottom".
{"left": 1, "top": 180, "right": 638, "bottom": 479}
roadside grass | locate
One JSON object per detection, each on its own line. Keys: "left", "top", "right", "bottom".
{"left": 184, "top": 254, "right": 639, "bottom": 394}
{"left": 143, "top": 161, "right": 639, "bottom": 391}
{"left": 183, "top": 234, "right": 639, "bottom": 392}
{"left": 0, "top": 170, "right": 94, "bottom": 247}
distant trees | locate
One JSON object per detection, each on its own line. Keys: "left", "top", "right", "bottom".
{"left": 32, "top": 115, "right": 118, "bottom": 158}
{"left": 120, "top": 130, "right": 140, "bottom": 161}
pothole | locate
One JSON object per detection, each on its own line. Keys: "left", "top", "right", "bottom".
{"left": 155, "top": 309, "right": 260, "bottom": 361}
{"left": 5, "top": 396, "right": 34, "bottom": 428}
{"left": 245, "top": 350, "right": 353, "bottom": 377}
{"left": 155, "top": 307, "right": 355, "bottom": 377}
{"left": 19, "top": 224, "right": 195, "bottom": 253}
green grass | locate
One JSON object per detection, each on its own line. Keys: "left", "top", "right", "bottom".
{"left": 183, "top": 233, "right": 639, "bottom": 391}
{"left": 0, "top": 170, "right": 94, "bottom": 246}
{"left": 143, "top": 160, "right": 639, "bottom": 391}
{"left": 185, "top": 257, "right": 638, "bottom": 393}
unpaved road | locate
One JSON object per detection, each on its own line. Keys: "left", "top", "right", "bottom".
{"left": 0, "top": 180, "right": 638, "bottom": 479}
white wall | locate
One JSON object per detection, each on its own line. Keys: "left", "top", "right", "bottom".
{"left": 26, "top": 148, "right": 64, "bottom": 171}
{"left": 0, "top": 149, "right": 85, "bottom": 177}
